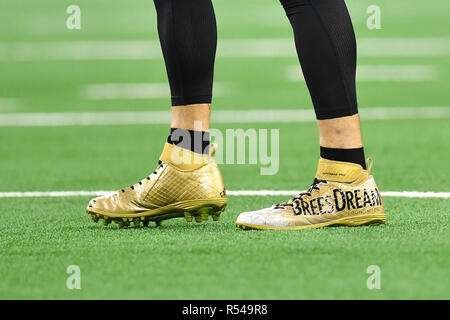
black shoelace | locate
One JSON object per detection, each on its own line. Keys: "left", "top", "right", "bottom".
{"left": 274, "top": 178, "right": 327, "bottom": 215}
{"left": 121, "top": 160, "right": 164, "bottom": 193}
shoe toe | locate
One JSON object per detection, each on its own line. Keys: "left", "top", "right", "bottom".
{"left": 86, "top": 192, "right": 117, "bottom": 212}
{"left": 237, "top": 206, "right": 296, "bottom": 228}
{"left": 236, "top": 211, "right": 263, "bottom": 225}
{"left": 236, "top": 207, "right": 276, "bottom": 225}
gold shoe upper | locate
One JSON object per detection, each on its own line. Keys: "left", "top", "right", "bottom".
{"left": 87, "top": 143, "right": 226, "bottom": 216}
{"left": 236, "top": 158, "right": 385, "bottom": 228}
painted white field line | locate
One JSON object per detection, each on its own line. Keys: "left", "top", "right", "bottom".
{"left": 0, "top": 190, "right": 448, "bottom": 199}
{"left": 1, "top": 38, "right": 449, "bottom": 60}
{"left": 82, "top": 82, "right": 230, "bottom": 100}
{"left": 0, "top": 106, "right": 449, "bottom": 127}
{"left": 286, "top": 65, "right": 439, "bottom": 82}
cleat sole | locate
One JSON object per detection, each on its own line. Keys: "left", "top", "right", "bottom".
{"left": 87, "top": 198, "right": 227, "bottom": 228}
{"left": 236, "top": 213, "right": 387, "bottom": 231}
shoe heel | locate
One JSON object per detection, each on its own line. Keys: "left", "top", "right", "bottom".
{"left": 176, "top": 198, "right": 227, "bottom": 223}
{"left": 338, "top": 213, "right": 386, "bottom": 226}
{"left": 188, "top": 205, "right": 225, "bottom": 223}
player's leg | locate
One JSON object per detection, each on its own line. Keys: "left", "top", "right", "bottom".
{"left": 236, "top": 0, "right": 385, "bottom": 230}
{"left": 86, "top": 0, "right": 227, "bottom": 228}
{"left": 284, "top": 0, "right": 366, "bottom": 166}
{"left": 158, "top": 0, "right": 216, "bottom": 148}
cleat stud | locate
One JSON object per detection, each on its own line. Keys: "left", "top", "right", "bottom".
{"left": 103, "top": 218, "right": 111, "bottom": 226}
{"left": 90, "top": 214, "right": 99, "bottom": 223}
{"left": 117, "top": 221, "right": 124, "bottom": 229}
{"left": 122, "top": 218, "right": 127, "bottom": 222}
{"left": 133, "top": 219, "right": 141, "bottom": 227}
{"left": 142, "top": 220, "right": 149, "bottom": 227}
{"left": 140, "top": 217, "right": 145, "bottom": 221}
{"left": 184, "top": 212, "right": 193, "bottom": 222}
{"left": 212, "top": 215, "right": 220, "bottom": 221}
{"left": 155, "top": 220, "right": 162, "bottom": 227}
{"left": 194, "top": 216, "right": 202, "bottom": 223}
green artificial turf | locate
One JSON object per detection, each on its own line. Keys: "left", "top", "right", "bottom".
{"left": 0, "top": 0, "right": 449, "bottom": 299}
{"left": 0, "top": 196, "right": 449, "bottom": 299}
{"left": 0, "top": 119, "right": 449, "bottom": 192}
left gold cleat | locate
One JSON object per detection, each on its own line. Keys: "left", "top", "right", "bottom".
{"left": 236, "top": 158, "right": 386, "bottom": 230}
{"left": 86, "top": 143, "right": 227, "bottom": 227}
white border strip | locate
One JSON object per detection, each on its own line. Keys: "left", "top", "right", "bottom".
{"left": 0, "top": 190, "right": 448, "bottom": 199}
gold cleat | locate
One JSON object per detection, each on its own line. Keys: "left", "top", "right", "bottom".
{"left": 236, "top": 158, "right": 386, "bottom": 230}
{"left": 87, "top": 143, "right": 227, "bottom": 227}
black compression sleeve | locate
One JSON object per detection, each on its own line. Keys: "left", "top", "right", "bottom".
{"left": 154, "top": 0, "right": 217, "bottom": 106}
{"left": 280, "top": 0, "right": 358, "bottom": 119}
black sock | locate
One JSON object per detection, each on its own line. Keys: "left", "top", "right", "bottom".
{"left": 320, "top": 146, "right": 366, "bottom": 169}
{"left": 168, "top": 128, "right": 210, "bottom": 155}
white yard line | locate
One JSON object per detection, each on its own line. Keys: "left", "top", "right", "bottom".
{"left": 82, "top": 82, "right": 230, "bottom": 100}
{"left": 0, "top": 106, "right": 449, "bottom": 127}
{"left": 0, "top": 190, "right": 448, "bottom": 199}
{"left": 286, "top": 65, "right": 439, "bottom": 82}
{"left": 1, "top": 38, "right": 449, "bottom": 60}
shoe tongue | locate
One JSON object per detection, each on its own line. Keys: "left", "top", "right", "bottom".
{"left": 315, "top": 158, "right": 364, "bottom": 183}
{"left": 160, "top": 143, "right": 210, "bottom": 170}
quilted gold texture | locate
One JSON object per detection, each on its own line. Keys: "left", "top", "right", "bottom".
{"left": 143, "top": 162, "right": 225, "bottom": 206}
{"left": 86, "top": 143, "right": 227, "bottom": 223}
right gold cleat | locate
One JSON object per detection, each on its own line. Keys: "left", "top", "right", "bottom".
{"left": 236, "top": 158, "right": 386, "bottom": 230}
{"left": 86, "top": 143, "right": 227, "bottom": 227}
